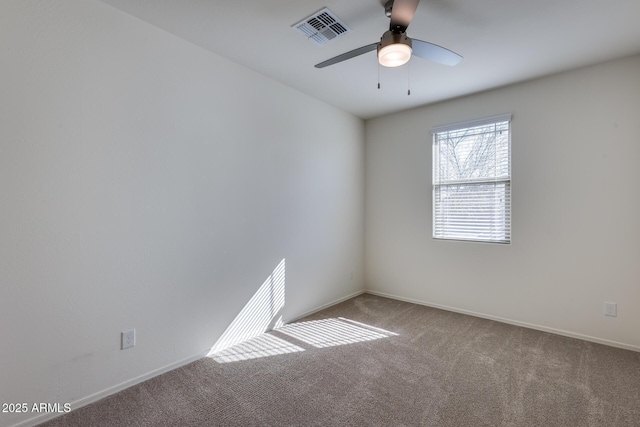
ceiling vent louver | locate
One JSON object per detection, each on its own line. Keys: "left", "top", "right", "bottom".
{"left": 293, "top": 8, "right": 351, "bottom": 46}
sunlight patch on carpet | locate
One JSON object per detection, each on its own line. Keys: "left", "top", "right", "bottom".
{"left": 209, "top": 332, "right": 304, "bottom": 363}
{"left": 277, "top": 317, "right": 398, "bottom": 348}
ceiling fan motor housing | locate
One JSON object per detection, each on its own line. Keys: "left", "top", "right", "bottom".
{"left": 377, "top": 30, "right": 412, "bottom": 67}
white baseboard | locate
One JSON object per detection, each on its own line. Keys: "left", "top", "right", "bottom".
{"left": 365, "top": 290, "right": 640, "bottom": 353}
{"left": 22, "top": 286, "right": 631, "bottom": 427}
{"left": 11, "top": 351, "right": 209, "bottom": 427}
{"left": 10, "top": 289, "right": 366, "bottom": 427}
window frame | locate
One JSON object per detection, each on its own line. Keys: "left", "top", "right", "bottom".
{"left": 431, "top": 114, "right": 512, "bottom": 244}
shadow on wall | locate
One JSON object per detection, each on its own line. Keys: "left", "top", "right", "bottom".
{"left": 207, "top": 258, "right": 286, "bottom": 356}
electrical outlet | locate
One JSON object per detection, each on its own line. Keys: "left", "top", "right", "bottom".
{"left": 604, "top": 302, "right": 617, "bottom": 317}
{"left": 121, "top": 329, "right": 136, "bottom": 349}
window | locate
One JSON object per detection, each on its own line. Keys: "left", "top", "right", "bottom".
{"left": 432, "top": 115, "right": 511, "bottom": 243}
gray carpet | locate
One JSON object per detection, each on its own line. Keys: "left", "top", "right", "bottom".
{"left": 42, "top": 294, "right": 640, "bottom": 426}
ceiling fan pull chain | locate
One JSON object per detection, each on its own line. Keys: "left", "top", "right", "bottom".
{"left": 378, "top": 61, "right": 381, "bottom": 89}
{"left": 407, "top": 61, "right": 411, "bottom": 95}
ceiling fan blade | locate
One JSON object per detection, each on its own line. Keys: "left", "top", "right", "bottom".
{"left": 411, "top": 39, "right": 462, "bottom": 66}
{"left": 315, "top": 43, "right": 378, "bottom": 68}
{"left": 389, "top": 0, "right": 420, "bottom": 33}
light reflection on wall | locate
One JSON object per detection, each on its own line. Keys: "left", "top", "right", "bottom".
{"left": 207, "top": 259, "right": 285, "bottom": 356}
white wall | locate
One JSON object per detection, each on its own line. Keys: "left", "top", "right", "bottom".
{"left": 365, "top": 55, "right": 640, "bottom": 351}
{"left": 0, "top": 1, "right": 364, "bottom": 426}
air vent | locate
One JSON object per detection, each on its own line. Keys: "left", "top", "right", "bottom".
{"left": 293, "top": 8, "right": 352, "bottom": 46}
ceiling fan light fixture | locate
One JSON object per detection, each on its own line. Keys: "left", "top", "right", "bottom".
{"left": 377, "top": 31, "right": 412, "bottom": 67}
{"left": 378, "top": 43, "right": 412, "bottom": 67}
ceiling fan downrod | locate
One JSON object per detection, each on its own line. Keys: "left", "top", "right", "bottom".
{"left": 384, "top": 0, "right": 394, "bottom": 18}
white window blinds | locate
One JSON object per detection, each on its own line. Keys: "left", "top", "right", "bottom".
{"left": 432, "top": 115, "right": 511, "bottom": 243}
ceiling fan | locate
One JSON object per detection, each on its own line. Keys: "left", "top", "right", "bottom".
{"left": 315, "top": 0, "right": 462, "bottom": 69}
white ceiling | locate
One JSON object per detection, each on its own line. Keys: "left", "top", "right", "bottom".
{"left": 98, "top": 0, "right": 640, "bottom": 119}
